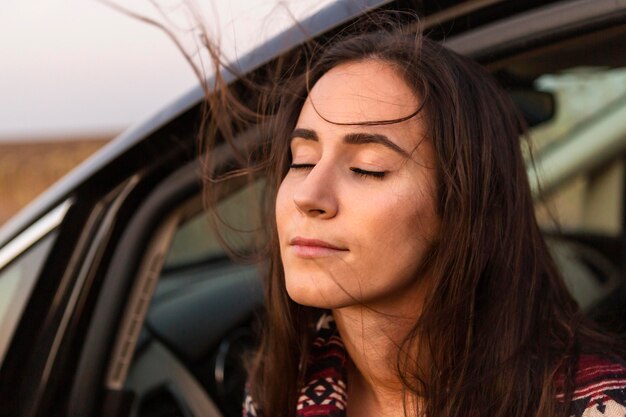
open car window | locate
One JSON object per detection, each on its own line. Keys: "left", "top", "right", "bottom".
{"left": 112, "top": 177, "right": 265, "bottom": 417}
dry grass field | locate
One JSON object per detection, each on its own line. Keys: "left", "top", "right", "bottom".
{"left": 0, "top": 135, "right": 114, "bottom": 226}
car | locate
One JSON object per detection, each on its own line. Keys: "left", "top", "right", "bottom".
{"left": 1, "top": 1, "right": 625, "bottom": 416}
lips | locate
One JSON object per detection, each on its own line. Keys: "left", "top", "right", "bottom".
{"left": 288, "top": 237, "right": 348, "bottom": 258}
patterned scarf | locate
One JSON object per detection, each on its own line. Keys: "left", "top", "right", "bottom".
{"left": 244, "top": 313, "right": 347, "bottom": 417}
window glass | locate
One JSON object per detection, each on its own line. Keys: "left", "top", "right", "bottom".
{"left": 0, "top": 232, "right": 56, "bottom": 366}
{"left": 529, "top": 67, "right": 626, "bottom": 235}
{"left": 163, "top": 180, "right": 265, "bottom": 269}
{"left": 493, "top": 28, "right": 626, "bottom": 320}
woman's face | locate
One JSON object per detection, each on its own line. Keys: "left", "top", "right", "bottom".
{"left": 276, "top": 60, "right": 440, "bottom": 314}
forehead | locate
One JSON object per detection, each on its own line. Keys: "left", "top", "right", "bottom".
{"left": 304, "top": 59, "right": 420, "bottom": 125}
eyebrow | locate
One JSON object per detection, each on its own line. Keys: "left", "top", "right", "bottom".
{"left": 291, "top": 128, "right": 410, "bottom": 157}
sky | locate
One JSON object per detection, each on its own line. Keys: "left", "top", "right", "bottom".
{"left": 0, "top": 0, "right": 333, "bottom": 141}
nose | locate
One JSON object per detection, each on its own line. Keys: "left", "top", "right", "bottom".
{"left": 292, "top": 162, "right": 338, "bottom": 219}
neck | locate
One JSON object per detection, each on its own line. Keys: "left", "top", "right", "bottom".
{"left": 332, "top": 294, "right": 425, "bottom": 416}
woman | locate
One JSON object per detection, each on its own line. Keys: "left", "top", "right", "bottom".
{"left": 199, "top": 16, "right": 626, "bottom": 417}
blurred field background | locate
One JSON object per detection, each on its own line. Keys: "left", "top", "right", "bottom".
{"left": 0, "top": 135, "right": 114, "bottom": 226}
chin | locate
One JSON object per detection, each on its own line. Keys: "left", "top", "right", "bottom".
{"left": 285, "top": 274, "right": 354, "bottom": 309}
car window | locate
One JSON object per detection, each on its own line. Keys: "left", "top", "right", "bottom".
{"left": 0, "top": 232, "right": 56, "bottom": 366}
{"left": 492, "top": 27, "right": 626, "bottom": 324}
{"left": 531, "top": 67, "right": 625, "bottom": 236}
{"left": 118, "top": 178, "right": 265, "bottom": 417}
{"left": 163, "top": 179, "right": 265, "bottom": 270}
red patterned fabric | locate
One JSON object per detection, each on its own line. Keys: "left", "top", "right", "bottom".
{"left": 556, "top": 355, "right": 626, "bottom": 416}
{"left": 243, "top": 314, "right": 347, "bottom": 417}
{"left": 243, "top": 314, "right": 626, "bottom": 416}
{"left": 295, "top": 314, "right": 347, "bottom": 417}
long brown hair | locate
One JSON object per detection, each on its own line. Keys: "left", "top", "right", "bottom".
{"left": 196, "top": 13, "right": 621, "bottom": 417}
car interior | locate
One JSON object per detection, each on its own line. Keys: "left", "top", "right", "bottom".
{"left": 59, "top": 8, "right": 626, "bottom": 417}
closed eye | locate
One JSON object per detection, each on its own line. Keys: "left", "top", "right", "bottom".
{"left": 350, "top": 167, "right": 386, "bottom": 179}
{"left": 289, "top": 163, "right": 315, "bottom": 170}
{"left": 289, "top": 163, "right": 386, "bottom": 179}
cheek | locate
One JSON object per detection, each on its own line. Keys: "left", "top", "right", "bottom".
{"left": 275, "top": 178, "right": 293, "bottom": 240}
{"left": 358, "top": 177, "right": 439, "bottom": 264}
{"left": 402, "top": 185, "right": 439, "bottom": 238}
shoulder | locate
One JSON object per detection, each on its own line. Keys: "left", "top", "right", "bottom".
{"left": 559, "top": 355, "right": 626, "bottom": 417}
